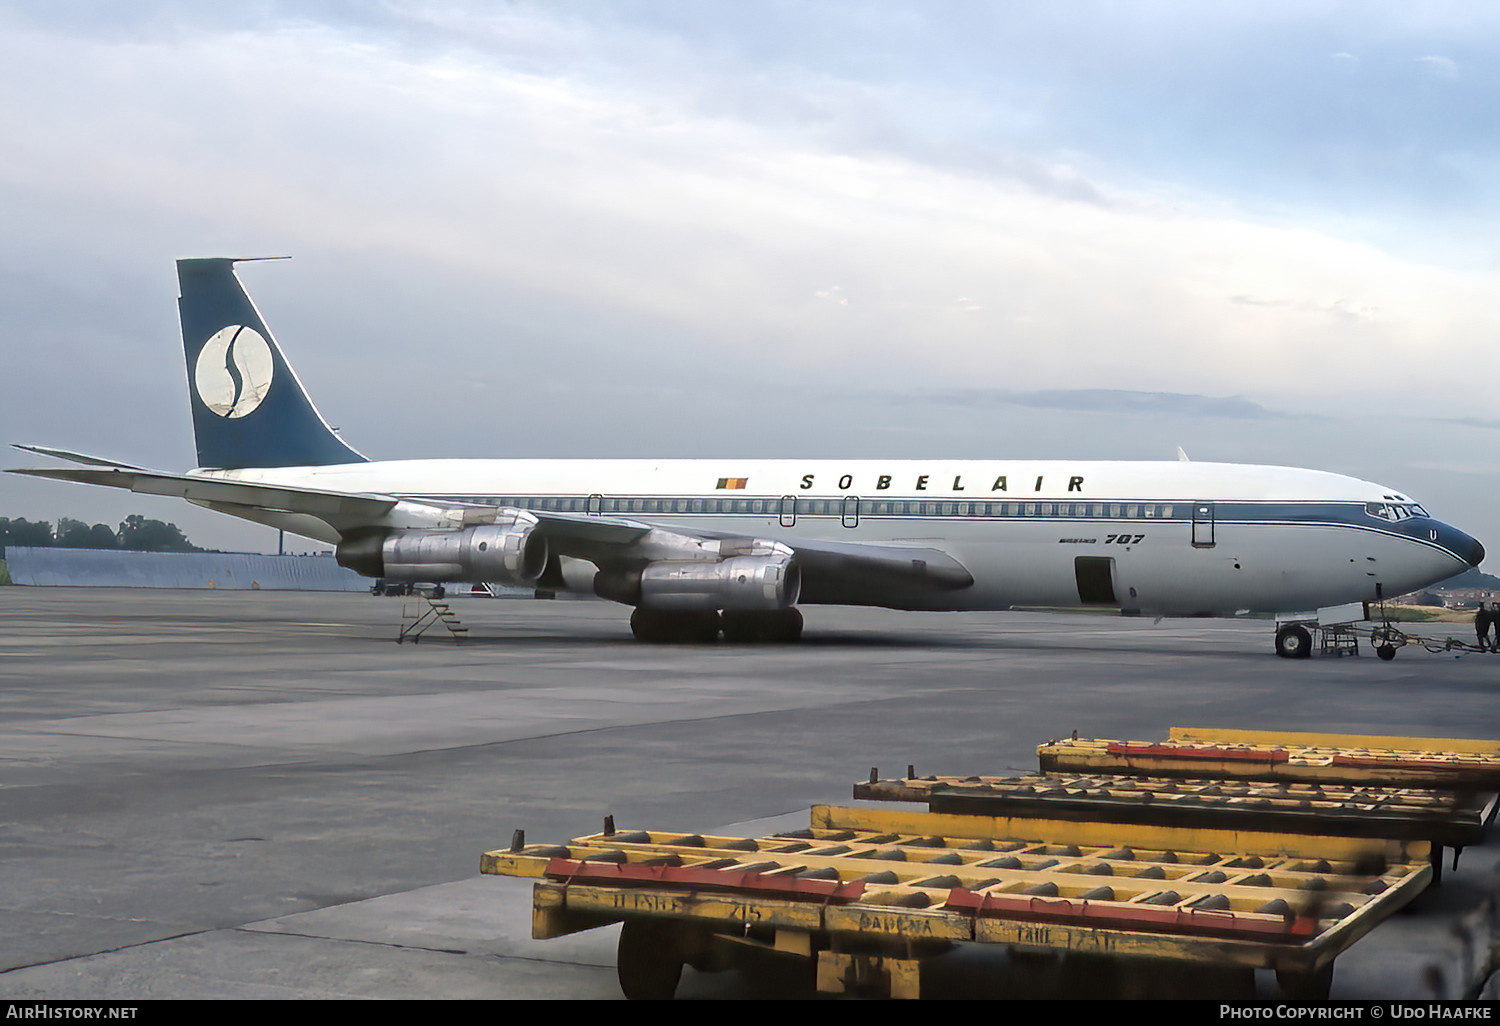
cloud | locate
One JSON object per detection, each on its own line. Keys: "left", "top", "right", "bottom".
{"left": 2, "top": 8, "right": 1498, "bottom": 423}
{"left": 3, "top": 3, "right": 1500, "bottom": 566}
{"left": 896, "top": 389, "right": 1277, "bottom": 420}
{"left": 1414, "top": 55, "right": 1460, "bottom": 80}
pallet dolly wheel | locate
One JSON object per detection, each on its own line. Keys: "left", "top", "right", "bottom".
{"left": 617, "top": 918, "right": 687, "bottom": 1000}
{"left": 1275, "top": 962, "right": 1333, "bottom": 1000}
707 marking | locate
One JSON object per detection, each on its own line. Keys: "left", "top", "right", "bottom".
{"left": 1104, "top": 534, "right": 1145, "bottom": 545}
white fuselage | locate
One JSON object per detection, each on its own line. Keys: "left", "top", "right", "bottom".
{"left": 198, "top": 458, "right": 1482, "bottom": 615}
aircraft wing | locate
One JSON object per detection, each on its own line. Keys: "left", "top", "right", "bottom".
{"left": 8, "top": 451, "right": 657, "bottom": 547}
{"left": 772, "top": 536, "right": 974, "bottom": 605}
{"left": 11, "top": 449, "right": 972, "bottom": 606}
{"left": 622, "top": 526, "right": 975, "bottom": 607}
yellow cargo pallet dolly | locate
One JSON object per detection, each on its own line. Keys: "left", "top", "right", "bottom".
{"left": 1038, "top": 727, "right": 1500, "bottom": 792}
{"left": 483, "top": 804, "right": 1431, "bottom": 999}
{"left": 856, "top": 769, "right": 1494, "bottom": 884}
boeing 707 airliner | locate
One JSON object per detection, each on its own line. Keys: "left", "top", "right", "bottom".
{"left": 11, "top": 258, "right": 1485, "bottom": 656}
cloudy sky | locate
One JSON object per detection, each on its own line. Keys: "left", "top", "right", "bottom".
{"left": 3, "top": 1, "right": 1498, "bottom": 566}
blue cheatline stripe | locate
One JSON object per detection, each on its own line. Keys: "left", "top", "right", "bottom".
{"left": 393, "top": 493, "right": 1469, "bottom": 562}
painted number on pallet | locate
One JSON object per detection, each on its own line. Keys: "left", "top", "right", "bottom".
{"left": 852, "top": 911, "right": 936, "bottom": 936}
{"left": 609, "top": 892, "right": 687, "bottom": 915}
{"left": 1009, "top": 924, "right": 1118, "bottom": 953}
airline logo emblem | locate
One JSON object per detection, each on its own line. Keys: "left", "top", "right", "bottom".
{"left": 195, "top": 325, "right": 274, "bottom": 419}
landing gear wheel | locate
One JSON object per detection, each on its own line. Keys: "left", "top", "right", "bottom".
{"left": 1376, "top": 644, "right": 1397, "bottom": 661}
{"left": 617, "top": 919, "right": 685, "bottom": 1000}
{"left": 721, "top": 608, "right": 804, "bottom": 644}
{"left": 1275, "top": 624, "right": 1312, "bottom": 659}
{"left": 630, "top": 608, "right": 721, "bottom": 643}
{"left": 776, "top": 607, "right": 804, "bottom": 642}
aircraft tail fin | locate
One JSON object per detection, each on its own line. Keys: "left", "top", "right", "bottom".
{"left": 177, "top": 258, "right": 366, "bottom": 469}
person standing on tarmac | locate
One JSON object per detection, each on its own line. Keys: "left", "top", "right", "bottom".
{"left": 1476, "top": 603, "right": 1492, "bottom": 652}
{"left": 1489, "top": 602, "right": 1500, "bottom": 652}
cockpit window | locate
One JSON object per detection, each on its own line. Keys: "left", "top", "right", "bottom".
{"left": 1365, "top": 502, "right": 1426, "bottom": 522}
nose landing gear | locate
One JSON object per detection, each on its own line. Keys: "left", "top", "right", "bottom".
{"left": 1274, "top": 624, "right": 1312, "bottom": 659}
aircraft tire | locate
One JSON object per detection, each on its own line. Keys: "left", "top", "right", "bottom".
{"left": 1376, "top": 644, "right": 1397, "bottom": 661}
{"left": 721, "top": 608, "right": 804, "bottom": 644}
{"left": 630, "top": 608, "right": 720, "bottom": 644}
{"left": 1274, "top": 625, "right": 1312, "bottom": 659}
{"left": 774, "top": 607, "right": 804, "bottom": 643}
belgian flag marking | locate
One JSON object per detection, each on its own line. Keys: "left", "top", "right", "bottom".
{"left": 717, "top": 477, "right": 748, "bottom": 490}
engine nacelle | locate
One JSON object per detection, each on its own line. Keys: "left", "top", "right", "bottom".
{"left": 337, "top": 514, "right": 547, "bottom": 586}
{"left": 638, "top": 550, "right": 801, "bottom": 611}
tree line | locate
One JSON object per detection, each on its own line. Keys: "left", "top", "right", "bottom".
{"left": 0, "top": 515, "right": 201, "bottom": 556}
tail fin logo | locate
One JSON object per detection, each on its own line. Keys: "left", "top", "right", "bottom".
{"left": 194, "top": 325, "right": 274, "bottom": 419}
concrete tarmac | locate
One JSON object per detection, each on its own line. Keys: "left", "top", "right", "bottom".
{"left": 0, "top": 589, "right": 1495, "bottom": 1000}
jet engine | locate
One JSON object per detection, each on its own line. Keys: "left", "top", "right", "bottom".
{"left": 637, "top": 550, "right": 801, "bottom": 611}
{"left": 337, "top": 513, "right": 547, "bottom": 586}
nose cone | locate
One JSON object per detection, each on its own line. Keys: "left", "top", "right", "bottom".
{"left": 1438, "top": 522, "right": 1485, "bottom": 569}
{"left": 1459, "top": 529, "right": 1485, "bottom": 569}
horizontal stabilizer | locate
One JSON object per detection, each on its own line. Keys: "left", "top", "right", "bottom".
{"left": 11, "top": 444, "right": 148, "bottom": 471}
{"left": 9, "top": 465, "right": 398, "bottom": 521}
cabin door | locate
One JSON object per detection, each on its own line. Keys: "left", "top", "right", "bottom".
{"left": 1191, "top": 502, "right": 1216, "bottom": 548}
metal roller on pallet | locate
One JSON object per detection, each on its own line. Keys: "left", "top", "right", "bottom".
{"left": 483, "top": 803, "right": 1432, "bottom": 1000}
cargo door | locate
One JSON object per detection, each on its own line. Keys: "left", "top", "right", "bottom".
{"left": 1075, "top": 556, "right": 1118, "bottom": 605}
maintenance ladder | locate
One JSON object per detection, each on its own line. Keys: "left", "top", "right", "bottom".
{"left": 483, "top": 803, "right": 1431, "bottom": 999}
{"left": 397, "top": 592, "right": 469, "bottom": 643}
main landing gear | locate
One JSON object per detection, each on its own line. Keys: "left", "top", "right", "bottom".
{"left": 629, "top": 607, "right": 804, "bottom": 644}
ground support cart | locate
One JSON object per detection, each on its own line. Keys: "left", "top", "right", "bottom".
{"left": 482, "top": 803, "right": 1432, "bottom": 999}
